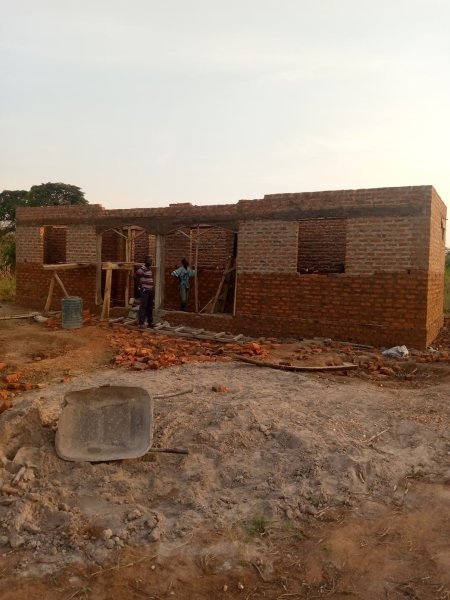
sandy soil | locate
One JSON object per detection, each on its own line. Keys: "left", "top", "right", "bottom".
{"left": 0, "top": 358, "right": 449, "bottom": 599}
{"left": 0, "top": 305, "right": 449, "bottom": 598}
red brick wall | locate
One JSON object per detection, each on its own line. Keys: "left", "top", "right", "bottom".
{"left": 425, "top": 189, "right": 446, "bottom": 345}
{"left": 66, "top": 225, "right": 97, "bottom": 263}
{"left": 133, "top": 233, "right": 156, "bottom": 263}
{"left": 298, "top": 218, "right": 346, "bottom": 273}
{"left": 195, "top": 227, "right": 234, "bottom": 269}
{"left": 165, "top": 273, "right": 428, "bottom": 347}
{"left": 14, "top": 186, "right": 445, "bottom": 348}
{"left": 15, "top": 226, "right": 43, "bottom": 263}
{"left": 238, "top": 221, "right": 298, "bottom": 273}
{"left": 16, "top": 263, "right": 96, "bottom": 311}
{"left": 101, "top": 230, "right": 122, "bottom": 262}
{"left": 230, "top": 216, "right": 433, "bottom": 348}
{"left": 235, "top": 271, "right": 428, "bottom": 348}
{"left": 165, "top": 230, "right": 192, "bottom": 270}
{"left": 43, "top": 226, "right": 67, "bottom": 264}
{"left": 345, "top": 216, "right": 429, "bottom": 275}
{"left": 15, "top": 186, "right": 435, "bottom": 227}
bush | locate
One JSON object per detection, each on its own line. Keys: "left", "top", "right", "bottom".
{"left": 0, "top": 266, "right": 16, "bottom": 301}
{"left": 0, "top": 236, "right": 16, "bottom": 269}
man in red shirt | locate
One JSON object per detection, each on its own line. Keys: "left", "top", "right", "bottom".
{"left": 134, "top": 255, "right": 155, "bottom": 328}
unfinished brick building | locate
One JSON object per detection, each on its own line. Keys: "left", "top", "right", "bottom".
{"left": 15, "top": 185, "right": 446, "bottom": 349}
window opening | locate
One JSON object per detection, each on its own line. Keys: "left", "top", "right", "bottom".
{"left": 43, "top": 226, "right": 67, "bottom": 264}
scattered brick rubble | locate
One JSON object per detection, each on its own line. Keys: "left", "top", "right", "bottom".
{"left": 2, "top": 318, "right": 450, "bottom": 414}
{"left": 109, "top": 327, "right": 269, "bottom": 370}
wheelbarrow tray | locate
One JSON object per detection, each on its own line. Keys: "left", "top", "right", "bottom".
{"left": 55, "top": 385, "right": 154, "bottom": 462}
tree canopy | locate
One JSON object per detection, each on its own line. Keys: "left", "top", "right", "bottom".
{"left": 0, "top": 182, "right": 87, "bottom": 234}
{"left": 0, "top": 190, "right": 28, "bottom": 234}
{"left": 27, "top": 182, "right": 87, "bottom": 207}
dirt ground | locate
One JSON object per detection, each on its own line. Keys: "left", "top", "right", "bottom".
{"left": 0, "top": 303, "right": 449, "bottom": 599}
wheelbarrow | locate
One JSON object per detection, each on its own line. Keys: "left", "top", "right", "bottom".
{"left": 55, "top": 385, "right": 188, "bottom": 462}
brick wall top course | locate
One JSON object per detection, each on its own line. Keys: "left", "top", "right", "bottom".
{"left": 15, "top": 186, "right": 436, "bottom": 229}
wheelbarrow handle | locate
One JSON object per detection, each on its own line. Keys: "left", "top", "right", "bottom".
{"left": 147, "top": 447, "right": 189, "bottom": 455}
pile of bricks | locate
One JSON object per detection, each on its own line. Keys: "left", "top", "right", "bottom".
{"left": 109, "top": 328, "right": 268, "bottom": 371}
{"left": 0, "top": 366, "right": 33, "bottom": 413}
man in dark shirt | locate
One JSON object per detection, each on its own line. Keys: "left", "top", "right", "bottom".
{"left": 134, "top": 255, "right": 155, "bottom": 328}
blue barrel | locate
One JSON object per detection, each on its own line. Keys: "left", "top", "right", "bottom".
{"left": 61, "top": 296, "right": 83, "bottom": 329}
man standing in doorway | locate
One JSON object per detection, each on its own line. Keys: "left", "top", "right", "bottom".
{"left": 135, "top": 255, "right": 155, "bottom": 327}
{"left": 171, "top": 258, "right": 196, "bottom": 311}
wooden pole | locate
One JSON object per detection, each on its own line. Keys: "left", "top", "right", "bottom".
{"left": 194, "top": 225, "right": 199, "bottom": 313}
{"left": 43, "top": 275, "right": 55, "bottom": 315}
{"left": 95, "top": 233, "right": 103, "bottom": 305}
{"left": 101, "top": 268, "right": 113, "bottom": 320}
{"left": 210, "top": 259, "right": 234, "bottom": 314}
{"left": 232, "top": 234, "right": 238, "bottom": 317}
{"left": 124, "top": 227, "right": 131, "bottom": 306}
{"left": 53, "top": 272, "right": 69, "bottom": 297}
{"left": 154, "top": 234, "right": 165, "bottom": 310}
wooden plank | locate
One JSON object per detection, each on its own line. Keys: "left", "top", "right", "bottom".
{"left": 95, "top": 233, "right": 103, "bottom": 305}
{"left": 213, "top": 331, "right": 226, "bottom": 338}
{"left": 233, "top": 355, "right": 358, "bottom": 372}
{"left": 217, "top": 264, "right": 235, "bottom": 313}
{"left": 122, "top": 323, "right": 248, "bottom": 344}
{"left": 101, "top": 261, "right": 136, "bottom": 270}
{"left": 43, "top": 263, "right": 93, "bottom": 271}
{"left": 154, "top": 234, "right": 165, "bottom": 310}
{"left": 108, "top": 317, "right": 124, "bottom": 324}
{"left": 112, "top": 228, "right": 128, "bottom": 239}
{"left": 178, "top": 229, "right": 192, "bottom": 241}
{"left": 43, "top": 275, "right": 55, "bottom": 315}
{"left": 101, "top": 268, "right": 113, "bottom": 320}
{"left": 194, "top": 224, "right": 199, "bottom": 313}
{"left": 231, "top": 334, "right": 244, "bottom": 341}
{"left": 133, "top": 229, "right": 147, "bottom": 241}
{"left": 53, "top": 272, "right": 69, "bottom": 297}
{"left": 199, "top": 296, "right": 215, "bottom": 313}
{"left": 124, "top": 228, "right": 131, "bottom": 307}
{"left": 232, "top": 257, "right": 238, "bottom": 317}
{"left": 210, "top": 258, "right": 233, "bottom": 314}
{"left": 0, "top": 312, "right": 40, "bottom": 321}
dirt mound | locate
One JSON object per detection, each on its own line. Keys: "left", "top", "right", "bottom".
{"left": 0, "top": 363, "right": 448, "bottom": 584}
{"left": 0, "top": 323, "right": 114, "bottom": 398}
{"left": 1, "top": 331, "right": 84, "bottom": 365}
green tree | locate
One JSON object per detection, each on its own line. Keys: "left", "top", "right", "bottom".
{"left": 1, "top": 182, "right": 88, "bottom": 267}
{"left": 0, "top": 182, "right": 88, "bottom": 235}
{"left": 0, "top": 190, "right": 28, "bottom": 234}
{"left": 27, "top": 182, "right": 87, "bottom": 207}
{"left": 0, "top": 236, "right": 16, "bottom": 268}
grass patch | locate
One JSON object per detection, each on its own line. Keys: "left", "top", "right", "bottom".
{"left": 0, "top": 266, "right": 16, "bottom": 301}
{"left": 247, "top": 515, "right": 267, "bottom": 536}
{"left": 406, "top": 464, "right": 427, "bottom": 480}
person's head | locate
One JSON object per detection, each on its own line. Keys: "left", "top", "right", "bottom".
{"left": 181, "top": 258, "right": 189, "bottom": 269}
{"left": 145, "top": 255, "right": 152, "bottom": 267}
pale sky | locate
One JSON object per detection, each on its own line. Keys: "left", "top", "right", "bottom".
{"left": 1, "top": 0, "right": 450, "bottom": 216}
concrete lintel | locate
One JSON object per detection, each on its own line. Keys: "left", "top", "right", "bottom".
{"left": 19, "top": 203, "right": 427, "bottom": 232}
